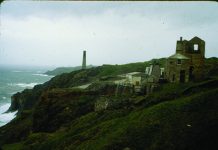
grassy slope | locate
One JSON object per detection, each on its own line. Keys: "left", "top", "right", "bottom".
{"left": 2, "top": 79, "right": 218, "bottom": 150}
{"left": 68, "top": 89, "right": 218, "bottom": 150}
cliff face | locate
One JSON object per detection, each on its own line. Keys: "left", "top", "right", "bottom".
{"left": 8, "top": 84, "right": 46, "bottom": 113}
{"left": 32, "top": 89, "right": 97, "bottom": 132}
{"left": 32, "top": 82, "right": 134, "bottom": 133}
{"left": 9, "top": 89, "right": 35, "bottom": 112}
{"left": 0, "top": 82, "right": 134, "bottom": 145}
{"left": 7, "top": 69, "right": 93, "bottom": 113}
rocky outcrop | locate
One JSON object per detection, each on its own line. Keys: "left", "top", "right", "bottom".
{"left": 8, "top": 92, "right": 23, "bottom": 112}
{"left": 32, "top": 82, "right": 134, "bottom": 132}
{"left": 7, "top": 84, "right": 46, "bottom": 113}
{"left": 7, "top": 68, "right": 97, "bottom": 113}
{"left": 87, "top": 81, "right": 133, "bottom": 96}
{"left": 94, "top": 96, "right": 131, "bottom": 112}
{"left": 8, "top": 89, "right": 33, "bottom": 112}
{"left": 95, "top": 96, "right": 110, "bottom": 111}
{"left": 32, "top": 89, "right": 97, "bottom": 132}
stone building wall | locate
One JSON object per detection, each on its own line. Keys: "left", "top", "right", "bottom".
{"left": 166, "top": 36, "right": 205, "bottom": 83}
{"left": 166, "top": 58, "right": 190, "bottom": 83}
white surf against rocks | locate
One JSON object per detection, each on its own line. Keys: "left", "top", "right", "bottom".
{"left": 0, "top": 103, "right": 17, "bottom": 127}
{"left": 32, "top": 73, "right": 55, "bottom": 77}
{"left": 7, "top": 83, "right": 41, "bottom": 88}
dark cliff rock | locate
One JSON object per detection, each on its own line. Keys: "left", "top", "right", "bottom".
{"left": 32, "top": 82, "right": 135, "bottom": 132}
{"left": 0, "top": 110, "right": 32, "bottom": 145}
{"left": 7, "top": 69, "right": 95, "bottom": 113}
{"left": 7, "top": 84, "right": 47, "bottom": 113}
{"left": 0, "top": 81, "right": 134, "bottom": 146}
{"left": 8, "top": 92, "right": 22, "bottom": 112}
{"left": 87, "top": 81, "right": 132, "bottom": 96}
{"left": 32, "top": 89, "right": 97, "bottom": 132}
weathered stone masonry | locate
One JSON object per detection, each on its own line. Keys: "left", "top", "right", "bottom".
{"left": 165, "top": 36, "right": 205, "bottom": 83}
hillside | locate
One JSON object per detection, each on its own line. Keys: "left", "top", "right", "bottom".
{"left": 7, "top": 58, "right": 166, "bottom": 113}
{"left": 0, "top": 57, "right": 218, "bottom": 150}
{"left": 45, "top": 65, "right": 94, "bottom": 76}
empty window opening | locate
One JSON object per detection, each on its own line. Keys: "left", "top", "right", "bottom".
{"left": 189, "top": 66, "right": 194, "bottom": 81}
{"left": 180, "top": 70, "right": 186, "bottom": 83}
{"left": 194, "top": 44, "right": 199, "bottom": 51}
{"left": 136, "top": 81, "right": 140, "bottom": 86}
{"left": 177, "top": 59, "right": 181, "bottom": 65}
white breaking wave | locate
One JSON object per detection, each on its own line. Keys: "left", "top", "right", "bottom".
{"left": 12, "top": 70, "right": 23, "bottom": 73}
{"left": 0, "top": 103, "right": 17, "bottom": 127}
{"left": 0, "top": 103, "right": 10, "bottom": 114}
{"left": 32, "top": 73, "right": 49, "bottom": 77}
{"left": 32, "top": 73, "right": 54, "bottom": 77}
{"left": 7, "top": 83, "right": 41, "bottom": 88}
{"left": 2, "top": 97, "right": 6, "bottom": 100}
{"left": 12, "top": 70, "right": 32, "bottom": 73}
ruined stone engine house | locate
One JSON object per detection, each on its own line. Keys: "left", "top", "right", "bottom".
{"left": 165, "top": 36, "right": 205, "bottom": 83}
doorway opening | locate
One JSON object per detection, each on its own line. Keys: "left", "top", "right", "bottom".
{"left": 180, "top": 70, "right": 185, "bottom": 83}
{"left": 189, "top": 66, "right": 194, "bottom": 81}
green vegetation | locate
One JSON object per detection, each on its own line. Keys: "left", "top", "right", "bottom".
{"left": 1, "top": 57, "right": 218, "bottom": 150}
{"left": 2, "top": 143, "right": 23, "bottom": 150}
{"left": 45, "top": 65, "right": 94, "bottom": 76}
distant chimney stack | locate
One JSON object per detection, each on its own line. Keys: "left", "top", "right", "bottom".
{"left": 180, "top": 37, "right": 183, "bottom": 41}
{"left": 82, "top": 50, "right": 86, "bottom": 69}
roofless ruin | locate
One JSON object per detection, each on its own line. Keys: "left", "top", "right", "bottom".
{"left": 165, "top": 36, "right": 205, "bottom": 83}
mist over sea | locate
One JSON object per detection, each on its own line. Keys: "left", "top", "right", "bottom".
{"left": 0, "top": 66, "right": 53, "bottom": 127}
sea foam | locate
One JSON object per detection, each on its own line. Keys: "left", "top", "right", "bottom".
{"left": 0, "top": 103, "right": 17, "bottom": 127}
{"left": 32, "top": 73, "right": 49, "bottom": 77}
{"left": 12, "top": 70, "right": 23, "bottom": 73}
{"left": 8, "top": 83, "right": 41, "bottom": 88}
{"left": 32, "top": 73, "right": 54, "bottom": 77}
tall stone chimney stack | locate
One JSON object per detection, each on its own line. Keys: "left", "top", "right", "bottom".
{"left": 82, "top": 50, "right": 86, "bottom": 69}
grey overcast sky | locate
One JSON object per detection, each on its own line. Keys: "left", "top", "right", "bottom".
{"left": 0, "top": 1, "right": 218, "bottom": 67}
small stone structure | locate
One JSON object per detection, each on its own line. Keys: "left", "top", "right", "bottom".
{"left": 114, "top": 62, "right": 163, "bottom": 94}
{"left": 125, "top": 72, "right": 146, "bottom": 93}
{"left": 145, "top": 62, "right": 163, "bottom": 82}
{"left": 94, "top": 96, "right": 110, "bottom": 111}
{"left": 144, "top": 62, "right": 162, "bottom": 94}
{"left": 165, "top": 36, "right": 205, "bottom": 83}
{"left": 166, "top": 53, "right": 191, "bottom": 82}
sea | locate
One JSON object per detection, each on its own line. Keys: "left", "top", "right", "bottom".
{"left": 0, "top": 66, "right": 54, "bottom": 127}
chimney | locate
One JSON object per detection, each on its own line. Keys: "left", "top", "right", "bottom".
{"left": 82, "top": 50, "right": 86, "bottom": 69}
{"left": 180, "top": 37, "right": 183, "bottom": 41}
